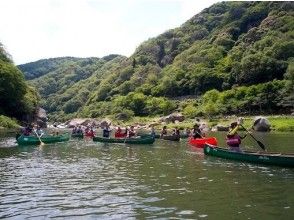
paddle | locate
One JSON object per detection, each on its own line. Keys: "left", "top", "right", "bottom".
{"left": 34, "top": 129, "right": 45, "bottom": 146}
{"left": 239, "top": 124, "right": 265, "bottom": 150}
{"left": 123, "top": 126, "right": 130, "bottom": 144}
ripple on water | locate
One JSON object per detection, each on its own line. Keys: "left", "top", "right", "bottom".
{"left": 1, "top": 137, "right": 294, "bottom": 219}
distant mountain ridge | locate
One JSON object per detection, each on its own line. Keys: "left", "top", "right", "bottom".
{"left": 18, "top": 1, "right": 294, "bottom": 121}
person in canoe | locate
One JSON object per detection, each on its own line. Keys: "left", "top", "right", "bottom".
{"left": 191, "top": 124, "right": 202, "bottom": 138}
{"left": 127, "top": 126, "right": 137, "bottom": 138}
{"left": 160, "top": 126, "right": 168, "bottom": 138}
{"left": 115, "top": 127, "right": 125, "bottom": 138}
{"left": 226, "top": 121, "right": 247, "bottom": 153}
{"left": 102, "top": 123, "right": 112, "bottom": 138}
{"left": 22, "top": 124, "right": 33, "bottom": 136}
{"left": 85, "top": 126, "right": 95, "bottom": 138}
{"left": 150, "top": 125, "right": 156, "bottom": 138}
{"left": 172, "top": 127, "right": 180, "bottom": 137}
{"left": 35, "top": 125, "right": 44, "bottom": 137}
{"left": 184, "top": 128, "right": 191, "bottom": 136}
{"left": 52, "top": 122, "right": 59, "bottom": 136}
{"left": 77, "top": 125, "right": 83, "bottom": 134}
{"left": 72, "top": 126, "right": 77, "bottom": 134}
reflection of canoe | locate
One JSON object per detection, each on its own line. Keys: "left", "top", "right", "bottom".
{"left": 17, "top": 133, "right": 70, "bottom": 145}
{"left": 92, "top": 136, "right": 155, "bottom": 144}
{"left": 71, "top": 133, "right": 84, "bottom": 138}
{"left": 189, "top": 137, "right": 217, "bottom": 148}
{"left": 204, "top": 145, "right": 294, "bottom": 168}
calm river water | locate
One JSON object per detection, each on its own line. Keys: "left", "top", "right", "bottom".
{"left": 0, "top": 131, "right": 293, "bottom": 219}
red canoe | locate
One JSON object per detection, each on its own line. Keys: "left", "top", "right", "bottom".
{"left": 189, "top": 137, "right": 218, "bottom": 148}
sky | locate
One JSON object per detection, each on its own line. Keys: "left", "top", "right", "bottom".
{"left": 0, "top": 0, "right": 220, "bottom": 64}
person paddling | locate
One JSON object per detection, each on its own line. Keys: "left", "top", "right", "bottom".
{"left": 115, "top": 127, "right": 125, "bottom": 138}
{"left": 102, "top": 123, "right": 111, "bottom": 138}
{"left": 150, "top": 125, "right": 156, "bottom": 138}
{"left": 127, "top": 126, "right": 136, "bottom": 138}
{"left": 172, "top": 127, "right": 180, "bottom": 137}
{"left": 226, "top": 121, "right": 247, "bottom": 153}
{"left": 22, "top": 124, "right": 33, "bottom": 136}
{"left": 160, "top": 126, "right": 168, "bottom": 138}
{"left": 191, "top": 124, "right": 202, "bottom": 139}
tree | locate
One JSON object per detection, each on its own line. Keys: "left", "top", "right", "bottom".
{"left": 236, "top": 53, "right": 286, "bottom": 85}
{"left": 0, "top": 60, "right": 27, "bottom": 117}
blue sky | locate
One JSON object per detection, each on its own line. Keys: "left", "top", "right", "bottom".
{"left": 0, "top": 0, "right": 219, "bottom": 64}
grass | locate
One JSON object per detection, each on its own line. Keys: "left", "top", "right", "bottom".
{"left": 267, "top": 116, "right": 294, "bottom": 132}
{"left": 0, "top": 115, "right": 20, "bottom": 129}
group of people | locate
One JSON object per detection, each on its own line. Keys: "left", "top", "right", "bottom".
{"left": 71, "top": 123, "right": 138, "bottom": 139}
{"left": 20, "top": 123, "right": 61, "bottom": 137}
{"left": 72, "top": 126, "right": 83, "bottom": 135}
{"left": 159, "top": 123, "right": 205, "bottom": 138}
{"left": 71, "top": 119, "right": 247, "bottom": 152}
{"left": 72, "top": 125, "right": 95, "bottom": 138}
{"left": 20, "top": 124, "right": 44, "bottom": 137}
{"left": 158, "top": 120, "right": 247, "bottom": 153}
{"left": 104, "top": 124, "right": 137, "bottom": 139}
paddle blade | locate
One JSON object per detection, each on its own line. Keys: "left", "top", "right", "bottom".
{"left": 257, "top": 140, "right": 265, "bottom": 150}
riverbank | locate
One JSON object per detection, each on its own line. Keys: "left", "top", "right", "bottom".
{"left": 107, "top": 115, "right": 294, "bottom": 132}
{"left": 1, "top": 114, "right": 293, "bottom": 132}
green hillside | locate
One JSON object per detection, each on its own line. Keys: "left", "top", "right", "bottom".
{"left": 19, "top": 1, "right": 294, "bottom": 121}
{"left": 0, "top": 43, "right": 39, "bottom": 127}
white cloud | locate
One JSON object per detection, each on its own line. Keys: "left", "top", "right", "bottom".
{"left": 0, "top": 0, "right": 219, "bottom": 64}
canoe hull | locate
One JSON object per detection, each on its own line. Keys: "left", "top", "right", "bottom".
{"left": 139, "top": 133, "right": 188, "bottom": 139}
{"left": 189, "top": 137, "right": 218, "bottom": 148}
{"left": 204, "top": 145, "right": 294, "bottom": 168}
{"left": 71, "top": 133, "right": 84, "bottom": 138}
{"left": 161, "top": 135, "right": 180, "bottom": 142}
{"left": 17, "top": 133, "right": 70, "bottom": 145}
{"left": 93, "top": 136, "right": 155, "bottom": 144}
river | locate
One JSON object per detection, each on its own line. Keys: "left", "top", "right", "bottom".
{"left": 0, "top": 131, "right": 293, "bottom": 219}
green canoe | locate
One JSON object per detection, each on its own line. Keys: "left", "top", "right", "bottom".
{"left": 93, "top": 136, "right": 155, "bottom": 144}
{"left": 204, "top": 145, "right": 294, "bottom": 168}
{"left": 17, "top": 133, "right": 70, "bottom": 145}
{"left": 71, "top": 133, "right": 84, "bottom": 138}
{"left": 140, "top": 133, "right": 188, "bottom": 139}
{"left": 161, "top": 135, "right": 180, "bottom": 141}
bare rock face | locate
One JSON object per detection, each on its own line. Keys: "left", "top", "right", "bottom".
{"left": 36, "top": 107, "right": 47, "bottom": 128}
{"left": 160, "top": 113, "right": 185, "bottom": 123}
{"left": 253, "top": 117, "right": 271, "bottom": 132}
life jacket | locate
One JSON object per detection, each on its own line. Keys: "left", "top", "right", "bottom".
{"left": 85, "top": 130, "right": 94, "bottom": 138}
{"left": 115, "top": 133, "right": 126, "bottom": 138}
{"left": 226, "top": 134, "right": 241, "bottom": 146}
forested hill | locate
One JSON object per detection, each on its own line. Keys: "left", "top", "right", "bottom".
{"left": 19, "top": 1, "right": 294, "bottom": 121}
{"left": 0, "top": 43, "right": 39, "bottom": 123}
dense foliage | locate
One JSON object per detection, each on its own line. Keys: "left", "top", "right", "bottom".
{"left": 19, "top": 2, "right": 294, "bottom": 121}
{"left": 0, "top": 43, "right": 39, "bottom": 121}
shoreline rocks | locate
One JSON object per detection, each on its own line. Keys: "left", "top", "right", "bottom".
{"left": 253, "top": 116, "right": 271, "bottom": 132}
